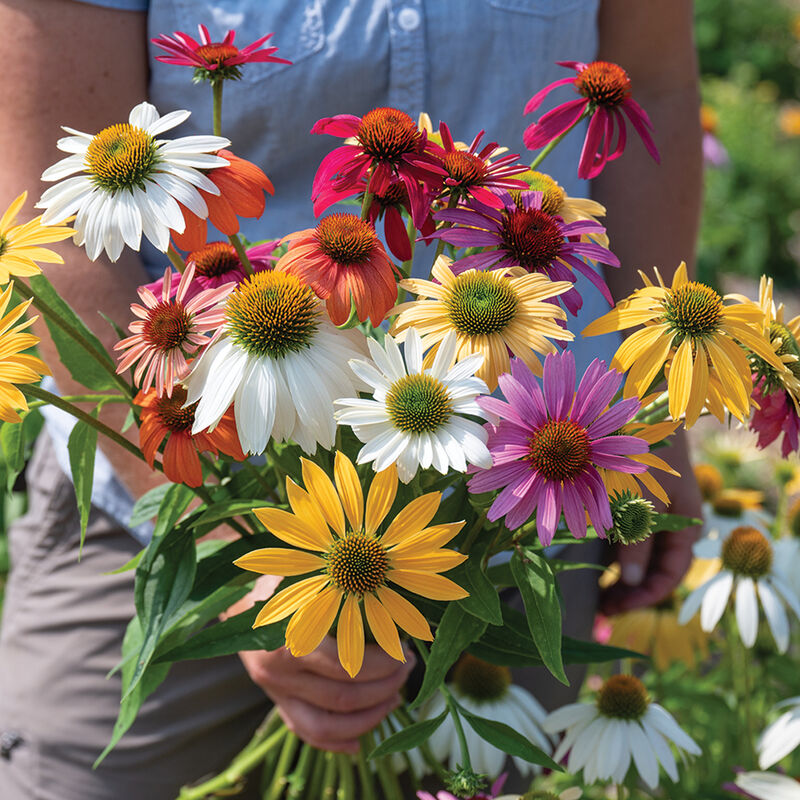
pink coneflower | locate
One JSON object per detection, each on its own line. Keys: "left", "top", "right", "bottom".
{"left": 468, "top": 351, "right": 647, "bottom": 545}
{"left": 523, "top": 60, "right": 659, "bottom": 180}
{"left": 750, "top": 379, "right": 800, "bottom": 457}
{"left": 115, "top": 263, "right": 233, "bottom": 397}
{"left": 152, "top": 25, "right": 290, "bottom": 81}
{"left": 436, "top": 122, "right": 528, "bottom": 208}
{"left": 311, "top": 107, "right": 447, "bottom": 226}
{"left": 429, "top": 189, "right": 618, "bottom": 315}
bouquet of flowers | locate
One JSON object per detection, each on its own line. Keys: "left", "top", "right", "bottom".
{"left": 4, "top": 22, "right": 800, "bottom": 800}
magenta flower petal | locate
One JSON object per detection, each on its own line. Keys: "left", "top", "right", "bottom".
{"left": 523, "top": 98, "right": 587, "bottom": 149}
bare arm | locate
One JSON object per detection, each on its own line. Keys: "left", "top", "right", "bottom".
{"left": 593, "top": 0, "right": 704, "bottom": 612}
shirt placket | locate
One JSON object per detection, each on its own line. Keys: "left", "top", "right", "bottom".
{"left": 387, "top": 0, "right": 426, "bottom": 116}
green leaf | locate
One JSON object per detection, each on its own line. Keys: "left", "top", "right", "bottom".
{"left": 561, "top": 637, "right": 646, "bottom": 664}
{"left": 455, "top": 535, "right": 502, "bottom": 625}
{"left": 128, "top": 483, "right": 171, "bottom": 527}
{"left": 458, "top": 704, "right": 562, "bottom": 771}
{"left": 0, "top": 421, "right": 24, "bottom": 492}
{"left": 67, "top": 417, "right": 97, "bottom": 556}
{"left": 191, "top": 499, "right": 273, "bottom": 529}
{"left": 653, "top": 513, "right": 702, "bottom": 531}
{"left": 368, "top": 710, "right": 448, "bottom": 759}
{"left": 511, "top": 548, "right": 568, "bottom": 685}
{"left": 156, "top": 605, "right": 287, "bottom": 663}
{"left": 410, "top": 604, "right": 486, "bottom": 710}
{"left": 29, "top": 273, "right": 117, "bottom": 391}
{"left": 105, "top": 548, "right": 145, "bottom": 575}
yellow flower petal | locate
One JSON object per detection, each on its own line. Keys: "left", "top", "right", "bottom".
{"left": 254, "top": 575, "right": 331, "bottom": 626}
{"left": 381, "top": 492, "right": 441, "bottom": 548}
{"left": 613, "top": 324, "right": 671, "bottom": 371}
{"left": 365, "top": 463, "right": 399, "bottom": 535}
{"left": 334, "top": 451, "right": 363, "bottom": 533}
{"left": 285, "top": 585, "right": 343, "bottom": 657}
{"left": 0, "top": 191, "right": 26, "bottom": 233}
{"left": 337, "top": 593, "right": 365, "bottom": 677}
{"left": 388, "top": 569, "right": 468, "bottom": 601}
{"left": 285, "top": 478, "right": 334, "bottom": 547}
{"left": 387, "top": 521, "right": 465, "bottom": 556}
{"left": 390, "top": 550, "right": 467, "bottom": 573}
{"left": 684, "top": 341, "right": 709, "bottom": 428}
{"left": 253, "top": 507, "right": 330, "bottom": 551}
{"left": 668, "top": 337, "right": 693, "bottom": 421}
{"left": 364, "top": 592, "right": 404, "bottom": 662}
{"left": 623, "top": 333, "right": 673, "bottom": 399}
{"left": 376, "top": 586, "right": 433, "bottom": 641}
{"left": 301, "top": 457, "right": 345, "bottom": 537}
{"left": 234, "top": 548, "right": 326, "bottom": 576}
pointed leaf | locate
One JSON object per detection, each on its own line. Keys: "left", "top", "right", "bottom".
{"left": 67, "top": 416, "right": 97, "bottom": 555}
{"left": 368, "top": 709, "right": 448, "bottom": 759}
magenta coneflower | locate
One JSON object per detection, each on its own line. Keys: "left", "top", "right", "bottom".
{"left": 436, "top": 122, "right": 528, "bottom": 208}
{"left": 115, "top": 263, "right": 233, "bottom": 397}
{"left": 152, "top": 25, "right": 290, "bottom": 81}
{"left": 468, "top": 351, "right": 647, "bottom": 545}
{"left": 311, "top": 107, "right": 447, "bottom": 226}
{"left": 523, "top": 60, "right": 659, "bottom": 180}
{"left": 750, "top": 379, "right": 800, "bottom": 457}
{"left": 429, "top": 189, "right": 618, "bottom": 315}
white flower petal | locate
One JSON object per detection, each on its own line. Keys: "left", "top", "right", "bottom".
{"left": 699, "top": 570, "right": 734, "bottom": 632}
{"left": 146, "top": 108, "right": 191, "bottom": 136}
{"left": 628, "top": 720, "right": 660, "bottom": 789}
{"left": 152, "top": 171, "right": 208, "bottom": 218}
{"left": 644, "top": 704, "right": 700, "bottom": 756}
{"left": 759, "top": 579, "right": 790, "bottom": 654}
{"left": 736, "top": 576, "right": 759, "bottom": 648}
{"left": 41, "top": 154, "right": 87, "bottom": 182}
{"left": 129, "top": 101, "right": 160, "bottom": 129}
{"left": 404, "top": 328, "right": 424, "bottom": 374}
{"left": 735, "top": 772, "right": 800, "bottom": 800}
{"left": 760, "top": 707, "right": 800, "bottom": 769}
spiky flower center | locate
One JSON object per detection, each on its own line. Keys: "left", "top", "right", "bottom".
{"left": 610, "top": 491, "right": 656, "bottom": 545}
{"left": 385, "top": 373, "right": 453, "bottom": 433}
{"left": 771, "top": 321, "right": 800, "bottom": 379}
{"left": 712, "top": 492, "right": 747, "bottom": 518}
{"left": 357, "top": 107, "right": 421, "bottom": 161}
{"left": 445, "top": 272, "right": 518, "bottom": 336}
{"left": 721, "top": 526, "right": 773, "bottom": 578}
{"left": 694, "top": 462, "right": 724, "bottom": 502}
{"left": 441, "top": 151, "right": 487, "bottom": 187}
{"left": 597, "top": 675, "right": 650, "bottom": 720}
{"left": 190, "top": 242, "right": 240, "bottom": 278}
{"left": 663, "top": 281, "right": 723, "bottom": 339}
{"left": 500, "top": 208, "right": 564, "bottom": 273}
{"left": 225, "top": 271, "right": 318, "bottom": 359}
{"left": 86, "top": 123, "right": 159, "bottom": 193}
{"left": 143, "top": 300, "right": 192, "bottom": 351}
{"left": 0, "top": 234, "right": 7, "bottom": 258}
{"left": 326, "top": 533, "right": 389, "bottom": 595}
{"left": 523, "top": 171, "right": 565, "bottom": 216}
{"left": 154, "top": 386, "right": 197, "bottom": 433}
{"left": 452, "top": 654, "right": 511, "bottom": 702}
{"left": 195, "top": 42, "right": 240, "bottom": 65}
{"left": 315, "top": 214, "right": 377, "bottom": 264}
{"left": 374, "top": 181, "right": 408, "bottom": 209}
{"left": 575, "top": 61, "right": 632, "bottom": 107}
{"left": 528, "top": 419, "right": 591, "bottom": 482}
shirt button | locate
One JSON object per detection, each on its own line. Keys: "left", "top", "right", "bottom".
{"left": 397, "top": 7, "right": 421, "bottom": 32}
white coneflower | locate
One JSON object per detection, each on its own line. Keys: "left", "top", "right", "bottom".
{"left": 678, "top": 526, "right": 800, "bottom": 653}
{"left": 335, "top": 328, "right": 491, "bottom": 482}
{"left": 543, "top": 675, "right": 700, "bottom": 790}
{"left": 37, "top": 101, "right": 229, "bottom": 261}
{"left": 423, "top": 654, "right": 553, "bottom": 779}
{"left": 735, "top": 771, "right": 800, "bottom": 799}
{"left": 184, "top": 270, "right": 366, "bottom": 455}
{"left": 758, "top": 697, "right": 800, "bottom": 769}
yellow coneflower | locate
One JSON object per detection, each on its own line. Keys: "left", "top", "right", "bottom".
{"left": 0, "top": 283, "right": 51, "bottom": 422}
{"left": 235, "top": 453, "right": 467, "bottom": 677}
{"left": 583, "top": 262, "right": 785, "bottom": 427}
{"left": 0, "top": 191, "right": 74, "bottom": 284}
{"left": 390, "top": 255, "right": 572, "bottom": 390}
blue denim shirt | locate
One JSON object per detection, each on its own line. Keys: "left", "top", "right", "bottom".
{"left": 57, "top": 0, "right": 618, "bottom": 541}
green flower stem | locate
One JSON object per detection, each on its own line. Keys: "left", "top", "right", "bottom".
{"left": 305, "top": 749, "right": 325, "bottom": 799}
{"left": 321, "top": 751, "right": 338, "bottom": 799}
{"left": 399, "top": 213, "right": 417, "bottom": 281}
{"left": 360, "top": 169, "right": 375, "bottom": 222}
{"left": 26, "top": 393, "right": 128, "bottom": 408}
{"left": 528, "top": 107, "right": 591, "bottom": 171}
{"left": 266, "top": 730, "right": 300, "bottom": 800}
{"left": 431, "top": 195, "right": 459, "bottom": 264}
{"left": 212, "top": 80, "right": 224, "bottom": 137}
{"left": 242, "top": 458, "right": 281, "bottom": 504}
{"left": 362, "top": 728, "right": 402, "bottom": 800}
{"left": 229, "top": 234, "right": 254, "bottom": 276}
{"left": 460, "top": 511, "right": 487, "bottom": 555}
{"left": 336, "top": 753, "right": 356, "bottom": 800}
{"left": 637, "top": 393, "right": 670, "bottom": 425}
{"left": 393, "top": 706, "right": 448, "bottom": 781}
{"left": 724, "top": 612, "right": 758, "bottom": 767}
{"left": 14, "top": 280, "right": 132, "bottom": 397}
{"left": 355, "top": 736, "right": 378, "bottom": 800}
{"left": 167, "top": 244, "right": 187, "bottom": 274}
{"left": 177, "top": 725, "right": 287, "bottom": 799}
{"left": 286, "top": 742, "right": 315, "bottom": 800}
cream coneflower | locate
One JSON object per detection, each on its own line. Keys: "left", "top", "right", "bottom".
{"left": 114, "top": 263, "right": 233, "bottom": 397}
{"left": 543, "top": 675, "right": 700, "bottom": 790}
{"left": 390, "top": 255, "right": 573, "bottom": 390}
{"left": 234, "top": 454, "right": 467, "bottom": 677}
{"left": 0, "top": 191, "right": 74, "bottom": 283}
{"left": 583, "top": 262, "right": 785, "bottom": 427}
{"left": 758, "top": 696, "right": 800, "bottom": 769}
{"left": 37, "top": 101, "right": 229, "bottom": 261}
{"left": 184, "top": 270, "right": 367, "bottom": 455}
{"left": 334, "top": 328, "right": 492, "bottom": 483}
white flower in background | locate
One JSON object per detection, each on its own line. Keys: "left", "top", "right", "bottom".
{"left": 185, "top": 270, "right": 366, "bottom": 455}
{"left": 37, "top": 101, "right": 229, "bottom": 261}
{"left": 773, "top": 537, "right": 800, "bottom": 601}
{"left": 735, "top": 771, "right": 800, "bottom": 799}
{"left": 335, "top": 328, "right": 491, "bottom": 482}
{"left": 759, "top": 697, "right": 800, "bottom": 769}
{"left": 678, "top": 525, "right": 800, "bottom": 653}
{"left": 542, "top": 674, "right": 700, "bottom": 790}
{"left": 423, "top": 654, "right": 553, "bottom": 779}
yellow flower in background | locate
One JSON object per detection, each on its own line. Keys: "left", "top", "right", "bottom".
{"left": 0, "top": 191, "right": 74, "bottom": 284}
{"left": 0, "top": 283, "right": 51, "bottom": 422}
{"left": 694, "top": 462, "right": 724, "bottom": 501}
{"left": 583, "top": 262, "right": 784, "bottom": 427}
{"left": 235, "top": 453, "right": 467, "bottom": 677}
{"left": 391, "top": 255, "right": 573, "bottom": 390}
{"left": 779, "top": 103, "right": 800, "bottom": 137}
